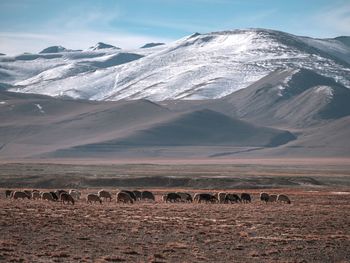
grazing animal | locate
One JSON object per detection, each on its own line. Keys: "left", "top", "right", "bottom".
{"left": 195, "top": 193, "right": 217, "bottom": 203}
{"left": 41, "top": 192, "right": 54, "bottom": 201}
{"left": 225, "top": 193, "right": 241, "bottom": 203}
{"left": 218, "top": 192, "right": 227, "bottom": 203}
{"left": 133, "top": 190, "right": 142, "bottom": 201}
{"left": 268, "top": 194, "right": 277, "bottom": 202}
{"left": 98, "top": 190, "right": 112, "bottom": 202}
{"left": 60, "top": 193, "right": 75, "bottom": 205}
{"left": 165, "top": 192, "right": 182, "bottom": 203}
{"left": 23, "top": 190, "right": 32, "bottom": 199}
{"left": 69, "top": 190, "right": 81, "bottom": 200}
{"left": 13, "top": 191, "right": 30, "bottom": 200}
{"left": 176, "top": 192, "right": 193, "bottom": 203}
{"left": 277, "top": 194, "right": 291, "bottom": 204}
{"left": 116, "top": 192, "right": 134, "bottom": 203}
{"left": 260, "top": 193, "right": 270, "bottom": 203}
{"left": 120, "top": 190, "right": 136, "bottom": 201}
{"left": 86, "top": 194, "right": 102, "bottom": 204}
{"left": 50, "top": 191, "right": 59, "bottom": 201}
{"left": 241, "top": 193, "right": 252, "bottom": 203}
{"left": 141, "top": 191, "right": 155, "bottom": 201}
{"left": 5, "top": 190, "right": 12, "bottom": 198}
{"left": 56, "top": 190, "right": 68, "bottom": 198}
{"left": 32, "top": 191, "right": 41, "bottom": 200}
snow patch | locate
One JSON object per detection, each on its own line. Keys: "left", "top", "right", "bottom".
{"left": 34, "top": 103, "right": 45, "bottom": 113}
{"left": 315, "top": 86, "right": 334, "bottom": 98}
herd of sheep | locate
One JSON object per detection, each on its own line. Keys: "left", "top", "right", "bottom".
{"left": 4, "top": 189, "right": 292, "bottom": 205}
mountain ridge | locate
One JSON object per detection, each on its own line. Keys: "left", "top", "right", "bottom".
{"left": 0, "top": 28, "right": 348, "bottom": 101}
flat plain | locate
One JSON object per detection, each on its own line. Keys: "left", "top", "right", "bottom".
{"left": 0, "top": 160, "right": 349, "bottom": 262}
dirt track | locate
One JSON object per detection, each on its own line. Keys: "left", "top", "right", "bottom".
{"left": 1, "top": 189, "right": 350, "bottom": 262}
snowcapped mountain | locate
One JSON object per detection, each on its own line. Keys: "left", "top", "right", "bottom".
{"left": 1, "top": 28, "right": 349, "bottom": 101}
{"left": 39, "top": 46, "right": 74, "bottom": 54}
{"left": 88, "top": 42, "right": 120, "bottom": 51}
{"left": 140, "top": 42, "right": 165, "bottom": 48}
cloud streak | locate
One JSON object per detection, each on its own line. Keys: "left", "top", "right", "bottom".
{"left": 311, "top": 2, "right": 350, "bottom": 36}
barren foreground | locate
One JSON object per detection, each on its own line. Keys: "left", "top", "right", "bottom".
{"left": 1, "top": 189, "right": 349, "bottom": 262}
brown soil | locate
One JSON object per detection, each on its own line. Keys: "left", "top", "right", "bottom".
{"left": 1, "top": 189, "right": 349, "bottom": 262}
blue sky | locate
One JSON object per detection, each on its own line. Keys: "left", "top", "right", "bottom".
{"left": 0, "top": 0, "right": 349, "bottom": 55}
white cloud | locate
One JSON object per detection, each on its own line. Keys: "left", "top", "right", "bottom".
{"left": 311, "top": 2, "right": 350, "bottom": 36}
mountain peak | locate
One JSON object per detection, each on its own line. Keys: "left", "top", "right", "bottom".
{"left": 89, "top": 42, "right": 120, "bottom": 51}
{"left": 39, "top": 46, "right": 70, "bottom": 54}
{"left": 140, "top": 43, "right": 165, "bottom": 49}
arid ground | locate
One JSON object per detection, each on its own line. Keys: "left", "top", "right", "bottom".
{"left": 0, "top": 161, "right": 350, "bottom": 262}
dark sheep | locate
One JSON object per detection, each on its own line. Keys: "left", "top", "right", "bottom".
{"left": 165, "top": 193, "right": 182, "bottom": 203}
{"left": 176, "top": 192, "right": 193, "bottom": 203}
{"left": 120, "top": 190, "right": 136, "bottom": 201}
{"left": 277, "top": 194, "right": 291, "bottom": 204}
{"left": 56, "top": 190, "right": 68, "bottom": 199}
{"left": 141, "top": 191, "right": 155, "bottom": 201}
{"left": 13, "top": 191, "right": 30, "bottom": 200}
{"left": 98, "top": 190, "right": 112, "bottom": 202}
{"left": 268, "top": 194, "right": 277, "bottom": 202}
{"left": 32, "top": 191, "right": 41, "bottom": 200}
{"left": 225, "top": 193, "right": 241, "bottom": 203}
{"left": 116, "top": 192, "right": 134, "bottom": 203}
{"left": 41, "top": 192, "right": 54, "bottom": 201}
{"left": 241, "top": 193, "right": 252, "bottom": 203}
{"left": 50, "top": 191, "right": 59, "bottom": 201}
{"left": 133, "top": 190, "right": 142, "bottom": 201}
{"left": 194, "top": 193, "right": 217, "bottom": 203}
{"left": 87, "top": 194, "right": 102, "bottom": 204}
{"left": 260, "top": 192, "right": 269, "bottom": 203}
{"left": 23, "top": 190, "right": 32, "bottom": 199}
{"left": 60, "top": 193, "right": 75, "bottom": 205}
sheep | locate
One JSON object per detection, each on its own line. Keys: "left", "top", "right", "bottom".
{"left": 241, "top": 193, "right": 252, "bottom": 203}
{"left": 50, "top": 191, "right": 59, "bottom": 201}
{"left": 164, "top": 192, "right": 182, "bottom": 203}
{"left": 41, "top": 192, "right": 54, "bottom": 201}
{"left": 141, "top": 191, "right": 155, "bottom": 201}
{"left": 194, "top": 193, "right": 217, "bottom": 203}
{"left": 23, "top": 190, "right": 32, "bottom": 199}
{"left": 277, "top": 194, "right": 291, "bottom": 204}
{"left": 260, "top": 192, "right": 270, "bottom": 203}
{"left": 225, "top": 193, "right": 241, "bottom": 203}
{"left": 119, "top": 190, "right": 136, "bottom": 201}
{"left": 60, "top": 193, "right": 75, "bottom": 205}
{"left": 5, "top": 190, "right": 12, "bottom": 198}
{"left": 268, "top": 194, "right": 277, "bottom": 202}
{"left": 98, "top": 190, "right": 112, "bottom": 202}
{"left": 176, "top": 192, "right": 193, "bottom": 203}
{"left": 12, "top": 191, "right": 30, "bottom": 200}
{"left": 87, "top": 194, "right": 102, "bottom": 204}
{"left": 218, "top": 192, "right": 227, "bottom": 204}
{"left": 32, "top": 191, "right": 41, "bottom": 200}
{"left": 69, "top": 190, "right": 81, "bottom": 200}
{"left": 133, "top": 190, "right": 142, "bottom": 201}
{"left": 56, "top": 190, "right": 68, "bottom": 199}
{"left": 116, "top": 191, "right": 134, "bottom": 203}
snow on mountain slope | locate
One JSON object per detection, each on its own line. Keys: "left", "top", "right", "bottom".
{"left": 2, "top": 28, "right": 350, "bottom": 101}
{"left": 39, "top": 46, "right": 73, "bottom": 54}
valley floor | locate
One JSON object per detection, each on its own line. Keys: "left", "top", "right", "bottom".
{"left": 0, "top": 189, "right": 349, "bottom": 262}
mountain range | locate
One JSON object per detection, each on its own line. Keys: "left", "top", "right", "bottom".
{"left": 0, "top": 28, "right": 349, "bottom": 160}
